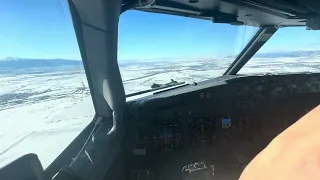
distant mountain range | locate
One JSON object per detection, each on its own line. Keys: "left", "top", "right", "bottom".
{"left": 254, "top": 50, "right": 320, "bottom": 58}
{"left": 0, "top": 58, "right": 83, "bottom": 69}
{"left": 224, "top": 50, "right": 320, "bottom": 59}
{"left": 1, "top": 50, "right": 320, "bottom": 70}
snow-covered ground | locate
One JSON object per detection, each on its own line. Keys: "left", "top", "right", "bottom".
{"left": 0, "top": 68, "right": 95, "bottom": 168}
{"left": 1, "top": 56, "right": 320, "bottom": 169}
{"left": 120, "top": 58, "right": 233, "bottom": 94}
{"left": 239, "top": 57, "right": 320, "bottom": 74}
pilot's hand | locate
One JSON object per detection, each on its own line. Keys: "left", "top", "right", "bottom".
{"left": 240, "top": 105, "right": 320, "bottom": 180}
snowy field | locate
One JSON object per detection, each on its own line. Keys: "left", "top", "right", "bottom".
{"left": 239, "top": 57, "right": 320, "bottom": 75}
{"left": 0, "top": 68, "right": 95, "bottom": 168}
{"left": 1, "top": 56, "right": 320, "bottom": 169}
{"left": 120, "top": 58, "right": 233, "bottom": 94}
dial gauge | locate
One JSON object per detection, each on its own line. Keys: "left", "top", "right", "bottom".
{"left": 188, "top": 118, "right": 216, "bottom": 149}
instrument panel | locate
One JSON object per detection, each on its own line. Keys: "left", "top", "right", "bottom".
{"left": 188, "top": 118, "right": 216, "bottom": 149}
{"left": 138, "top": 116, "right": 238, "bottom": 153}
{"left": 127, "top": 73, "right": 320, "bottom": 155}
{"left": 132, "top": 112, "right": 307, "bottom": 156}
{"left": 125, "top": 74, "right": 320, "bottom": 180}
{"left": 153, "top": 122, "right": 182, "bottom": 152}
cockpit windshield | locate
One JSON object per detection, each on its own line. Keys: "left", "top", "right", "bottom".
{"left": 239, "top": 27, "right": 320, "bottom": 75}
{"left": 118, "top": 10, "right": 259, "bottom": 95}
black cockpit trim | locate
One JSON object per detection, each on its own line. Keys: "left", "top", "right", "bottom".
{"left": 223, "top": 26, "right": 278, "bottom": 75}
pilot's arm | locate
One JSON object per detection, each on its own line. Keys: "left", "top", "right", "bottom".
{"left": 240, "top": 105, "right": 320, "bottom": 180}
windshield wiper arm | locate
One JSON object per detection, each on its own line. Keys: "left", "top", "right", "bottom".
{"left": 126, "top": 82, "right": 186, "bottom": 98}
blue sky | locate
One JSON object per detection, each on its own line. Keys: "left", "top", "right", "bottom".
{"left": 1, "top": 0, "right": 320, "bottom": 60}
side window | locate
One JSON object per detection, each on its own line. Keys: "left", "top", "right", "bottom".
{"left": 0, "top": 0, "right": 95, "bottom": 168}
{"left": 239, "top": 27, "right": 320, "bottom": 75}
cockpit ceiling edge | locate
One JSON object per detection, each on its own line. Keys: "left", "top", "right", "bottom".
{"left": 126, "top": 0, "right": 320, "bottom": 27}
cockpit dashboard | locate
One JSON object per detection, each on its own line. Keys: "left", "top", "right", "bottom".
{"left": 124, "top": 73, "right": 320, "bottom": 180}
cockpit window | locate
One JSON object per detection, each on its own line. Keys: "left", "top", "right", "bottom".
{"left": 118, "top": 10, "right": 259, "bottom": 95}
{"left": 0, "top": 0, "right": 95, "bottom": 168}
{"left": 238, "top": 27, "right": 320, "bottom": 75}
